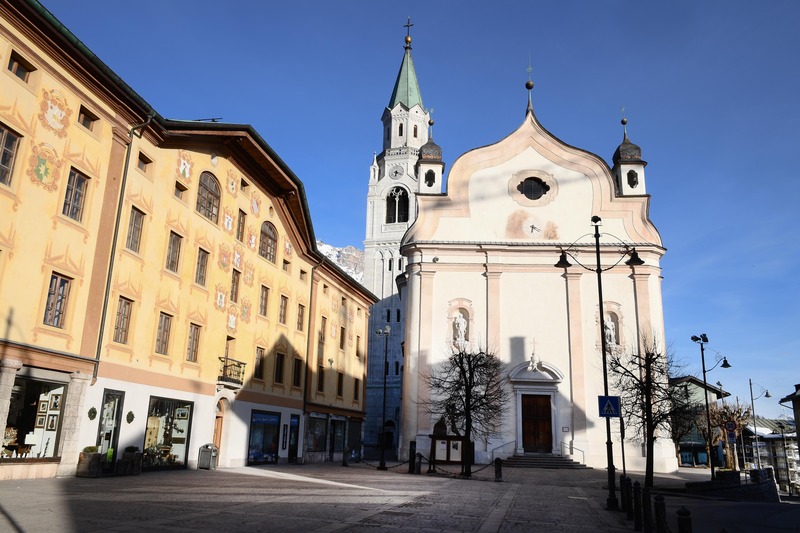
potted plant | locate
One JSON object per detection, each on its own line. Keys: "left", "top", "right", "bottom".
{"left": 76, "top": 446, "right": 103, "bottom": 478}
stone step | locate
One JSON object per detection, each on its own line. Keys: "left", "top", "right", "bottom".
{"left": 502, "top": 455, "right": 591, "bottom": 469}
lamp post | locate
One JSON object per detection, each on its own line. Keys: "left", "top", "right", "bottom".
{"left": 555, "top": 215, "right": 643, "bottom": 511}
{"left": 777, "top": 422, "right": 792, "bottom": 495}
{"left": 375, "top": 325, "right": 391, "bottom": 471}
{"left": 691, "top": 334, "right": 731, "bottom": 480}
{"left": 748, "top": 378, "right": 770, "bottom": 469}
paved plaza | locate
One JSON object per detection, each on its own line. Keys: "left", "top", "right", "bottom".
{"left": 0, "top": 462, "right": 797, "bottom": 532}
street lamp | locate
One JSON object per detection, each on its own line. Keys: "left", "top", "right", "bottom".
{"left": 375, "top": 325, "right": 391, "bottom": 471}
{"left": 555, "top": 215, "right": 644, "bottom": 511}
{"left": 691, "top": 334, "right": 731, "bottom": 480}
{"left": 776, "top": 422, "right": 792, "bottom": 495}
{"left": 748, "top": 379, "right": 771, "bottom": 469}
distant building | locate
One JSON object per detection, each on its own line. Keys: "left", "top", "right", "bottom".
{"left": 0, "top": 0, "right": 375, "bottom": 479}
{"left": 669, "top": 376, "right": 730, "bottom": 467}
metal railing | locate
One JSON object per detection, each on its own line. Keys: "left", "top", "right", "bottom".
{"left": 218, "top": 356, "right": 246, "bottom": 386}
{"left": 561, "top": 441, "right": 586, "bottom": 465}
{"left": 490, "top": 440, "right": 517, "bottom": 462}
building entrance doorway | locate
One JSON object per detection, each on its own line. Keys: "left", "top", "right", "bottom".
{"left": 521, "top": 394, "right": 552, "bottom": 453}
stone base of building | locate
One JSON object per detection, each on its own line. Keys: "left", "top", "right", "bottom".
{"left": 0, "top": 459, "right": 60, "bottom": 480}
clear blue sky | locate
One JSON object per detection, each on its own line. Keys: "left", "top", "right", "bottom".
{"left": 41, "top": 0, "right": 799, "bottom": 419}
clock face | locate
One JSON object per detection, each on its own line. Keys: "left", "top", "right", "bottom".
{"left": 389, "top": 165, "right": 404, "bottom": 179}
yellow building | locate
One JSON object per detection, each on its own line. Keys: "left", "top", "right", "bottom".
{"left": 0, "top": 0, "right": 374, "bottom": 479}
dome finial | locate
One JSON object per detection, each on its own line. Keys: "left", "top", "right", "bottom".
{"left": 525, "top": 54, "right": 534, "bottom": 115}
{"left": 404, "top": 17, "right": 414, "bottom": 49}
{"left": 620, "top": 106, "right": 629, "bottom": 140}
{"left": 428, "top": 108, "right": 435, "bottom": 139}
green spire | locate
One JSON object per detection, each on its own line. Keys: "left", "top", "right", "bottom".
{"left": 388, "top": 24, "right": 424, "bottom": 110}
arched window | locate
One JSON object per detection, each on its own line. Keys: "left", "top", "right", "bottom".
{"left": 196, "top": 172, "right": 220, "bottom": 223}
{"left": 398, "top": 123, "right": 403, "bottom": 137}
{"left": 425, "top": 170, "right": 435, "bottom": 187}
{"left": 413, "top": 125, "right": 418, "bottom": 138}
{"left": 385, "top": 187, "right": 409, "bottom": 223}
{"left": 259, "top": 221, "right": 277, "bottom": 262}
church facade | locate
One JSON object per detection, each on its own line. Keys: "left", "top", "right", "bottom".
{"left": 397, "top": 79, "right": 678, "bottom": 473}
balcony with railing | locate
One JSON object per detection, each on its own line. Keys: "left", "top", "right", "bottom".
{"left": 218, "top": 356, "right": 246, "bottom": 389}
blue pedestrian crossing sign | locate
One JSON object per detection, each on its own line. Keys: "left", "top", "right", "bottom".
{"left": 599, "top": 396, "right": 621, "bottom": 418}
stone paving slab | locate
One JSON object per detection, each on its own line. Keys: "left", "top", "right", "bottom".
{"left": 8, "top": 461, "right": 796, "bottom": 532}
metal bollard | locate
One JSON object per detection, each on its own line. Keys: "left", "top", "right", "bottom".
{"left": 620, "top": 474, "right": 627, "bottom": 511}
{"left": 676, "top": 506, "right": 692, "bottom": 533}
{"left": 654, "top": 495, "right": 667, "bottom": 533}
{"left": 642, "top": 487, "right": 652, "bottom": 533}
{"left": 415, "top": 453, "right": 422, "bottom": 475}
{"left": 342, "top": 447, "right": 349, "bottom": 467}
{"left": 427, "top": 453, "right": 435, "bottom": 474}
{"left": 494, "top": 458, "right": 503, "bottom": 482}
{"left": 626, "top": 477, "right": 634, "bottom": 519}
{"left": 633, "top": 481, "right": 642, "bottom": 531}
{"left": 408, "top": 441, "right": 417, "bottom": 474}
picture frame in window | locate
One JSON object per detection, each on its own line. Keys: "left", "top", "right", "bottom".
{"left": 49, "top": 394, "right": 61, "bottom": 411}
{"left": 46, "top": 414, "right": 58, "bottom": 431}
{"left": 35, "top": 415, "right": 46, "bottom": 428}
{"left": 38, "top": 400, "right": 48, "bottom": 413}
{"left": 175, "top": 407, "right": 189, "bottom": 420}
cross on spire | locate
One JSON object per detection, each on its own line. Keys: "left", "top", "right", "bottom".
{"left": 404, "top": 17, "right": 414, "bottom": 37}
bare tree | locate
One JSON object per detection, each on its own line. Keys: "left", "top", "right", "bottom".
{"left": 695, "top": 400, "right": 751, "bottom": 471}
{"left": 422, "top": 345, "right": 510, "bottom": 477}
{"left": 609, "top": 337, "right": 692, "bottom": 487}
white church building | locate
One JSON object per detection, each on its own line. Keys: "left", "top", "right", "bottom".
{"left": 395, "top": 66, "right": 677, "bottom": 473}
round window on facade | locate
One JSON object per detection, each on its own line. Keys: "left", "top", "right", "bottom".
{"left": 517, "top": 177, "right": 550, "bottom": 200}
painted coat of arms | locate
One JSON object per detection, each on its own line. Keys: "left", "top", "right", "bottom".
{"left": 176, "top": 150, "right": 193, "bottom": 182}
{"left": 226, "top": 170, "right": 238, "bottom": 197}
{"left": 218, "top": 243, "right": 231, "bottom": 271}
{"left": 38, "top": 89, "right": 71, "bottom": 137}
{"left": 27, "top": 143, "right": 62, "bottom": 191}
{"left": 214, "top": 284, "right": 227, "bottom": 310}
{"left": 227, "top": 306, "right": 238, "bottom": 333}
{"left": 240, "top": 297, "right": 252, "bottom": 323}
{"left": 233, "top": 244, "right": 243, "bottom": 268}
{"left": 243, "top": 261, "right": 255, "bottom": 286}
{"left": 223, "top": 207, "right": 235, "bottom": 234}
{"left": 250, "top": 191, "right": 261, "bottom": 216}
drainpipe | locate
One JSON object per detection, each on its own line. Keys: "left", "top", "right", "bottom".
{"left": 92, "top": 113, "right": 154, "bottom": 381}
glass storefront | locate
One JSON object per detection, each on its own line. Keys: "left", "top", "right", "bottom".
{"left": 306, "top": 415, "right": 327, "bottom": 452}
{"left": 247, "top": 410, "right": 280, "bottom": 465}
{"left": 2, "top": 377, "right": 65, "bottom": 459}
{"left": 97, "top": 389, "right": 125, "bottom": 473}
{"left": 143, "top": 396, "right": 193, "bottom": 470}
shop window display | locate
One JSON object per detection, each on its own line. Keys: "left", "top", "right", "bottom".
{"left": 2, "top": 377, "right": 65, "bottom": 459}
{"left": 247, "top": 410, "right": 280, "bottom": 465}
{"left": 143, "top": 397, "right": 193, "bottom": 470}
{"left": 306, "top": 416, "right": 327, "bottom": 452}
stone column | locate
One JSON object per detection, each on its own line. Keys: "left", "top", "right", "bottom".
{"left": 0, "top": 359, "right": 23, "bottom": 440}
{"left": 56, "top": 371, "right": 92, "bottom": 477}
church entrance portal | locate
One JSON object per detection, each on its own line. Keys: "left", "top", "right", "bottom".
{"left": 521, "top": 394, "right": 552, "bottom": 453}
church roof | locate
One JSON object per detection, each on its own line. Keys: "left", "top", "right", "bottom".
{"left": 388, "top": 43, "right": 424, "bottom": 110}
{"left": 612, "top": 119, "right": 645, "bottom": 165}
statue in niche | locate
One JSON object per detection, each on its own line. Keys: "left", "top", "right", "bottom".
{"left": 453, "top": 311, "right": 468, "bottom": 343}
{"left": 604, "top": 319, "right": 617, "bottom": 349}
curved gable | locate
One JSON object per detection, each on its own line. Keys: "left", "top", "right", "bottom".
{"left": 404, "top": 111, "right": 661, "bottom": 247}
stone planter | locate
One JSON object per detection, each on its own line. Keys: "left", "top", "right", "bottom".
{"left": 76, "top": 452, "right": 103, "bottom": 478}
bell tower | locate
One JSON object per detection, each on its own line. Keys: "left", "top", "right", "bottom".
{"left": 363, "top": 19, "right": 441, "bottom": 460}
